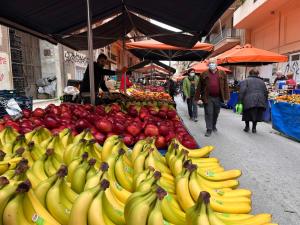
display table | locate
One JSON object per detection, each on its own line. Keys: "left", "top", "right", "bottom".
{"left": 271, "top": 101, "right": 300, "bottom": 141}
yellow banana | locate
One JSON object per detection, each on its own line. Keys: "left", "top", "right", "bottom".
{"left": 161, "top": 193, "right": 186, "bottom": 225}
{"left": 147, "top": 199, "right": 164, "bottom": 225}
{"left": 101, "top": 135, "right": 120, "bottom": 161}
{"left": 115, "top": 150, "right": 133, "bottom": 192}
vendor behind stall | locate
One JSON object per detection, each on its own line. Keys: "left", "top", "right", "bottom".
{"left": 286, "top": 72, "right": 297, "bottom": 90}
{"left": 80, "top": 54, "right": 124, "bottom": 99}
{"left": 273, "top": 70, "right": 286, "bottom": 85}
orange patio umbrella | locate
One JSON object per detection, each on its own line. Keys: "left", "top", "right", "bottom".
{"left": 135, "top": 64, "right": 170, "bottom": 74}
{"left": 126, "top": 39, "right": 214, "bottom": 51}
{"left": 217, "top": 44, "right": 288, "bottom": 65}
{"left": 192, "top": 60, "right": 231, "bottom": 73}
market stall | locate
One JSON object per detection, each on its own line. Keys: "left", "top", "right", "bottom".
{"left": 271, "top": 95, "right": 300, "bottom": 141}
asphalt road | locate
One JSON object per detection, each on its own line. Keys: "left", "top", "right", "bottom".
{"left": 175, "top": 96, "right": 300, "bottom": 225}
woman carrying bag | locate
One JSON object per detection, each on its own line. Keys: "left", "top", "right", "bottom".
{"left": 238, "top": 69, "right": 268, "bottom": 133}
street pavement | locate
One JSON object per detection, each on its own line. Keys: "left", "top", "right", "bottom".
{"left": 175, "top": 96, "right": 300, "bottom": 225}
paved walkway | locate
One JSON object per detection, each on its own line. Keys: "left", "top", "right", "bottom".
{"left": 175, "top": 96, "right": 300, "bottom": 225}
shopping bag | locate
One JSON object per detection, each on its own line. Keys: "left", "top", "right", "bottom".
{"left": 235, "top": 103, "right": 243, "bottom": 114}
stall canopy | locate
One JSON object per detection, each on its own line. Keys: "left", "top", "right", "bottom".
{"left": 191, "top": 60, "right": 231, "bottom": 73}
{"left": 217, "top": 44, "right": 288, "bottom": 65}
{"left": 58, "top": 12, "right": 200, "bottom": 50}
{"left": 126, "top": 40, "right": 214, "bottom": 61}
{"left": 0, "top": 0, "right": 235, "bottom": 47}
{"left": 128, "top": 60, "right": 176, "bottom": 74}
{"left": 135, "top": 65, "right": 170, "bottom": 74}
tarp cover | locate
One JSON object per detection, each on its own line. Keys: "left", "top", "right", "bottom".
{"left": 59, "top": 13, "right": 199, "bottom": 50}
{"left": 271, "top": 101, "right": 300, "bottom": 141}
{"left": 0, "top": 0, "right": 235, "bottom": 47}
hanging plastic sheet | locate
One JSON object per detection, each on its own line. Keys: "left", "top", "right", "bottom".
{"left": 271, "top": 101, "right": 300, "bottom": 141}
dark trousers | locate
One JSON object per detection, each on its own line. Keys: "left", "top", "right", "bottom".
{"left": 187, "top": 97, "right": 198, "bottom": 119}
{"left": 204, "top": 97, "right": 221, "bottom": 131}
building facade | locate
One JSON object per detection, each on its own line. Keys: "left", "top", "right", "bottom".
{"left": 234, "top": 0, "right": 300, "bottom": 82}
{"left": 0, "top": 25, "right": 140, "bottom": 99}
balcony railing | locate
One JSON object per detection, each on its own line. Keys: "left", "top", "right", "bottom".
{"left": 209, "top": 29, "right": 242, "bottom": 45}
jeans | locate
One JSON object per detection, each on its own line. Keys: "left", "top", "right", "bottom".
{"left": 204, "top": 97, "right": 221, "bottom": 131}
{"left": 187, "top": 97, "right": 198, "bottom": 119}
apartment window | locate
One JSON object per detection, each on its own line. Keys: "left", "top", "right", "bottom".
{"left": 291, "top": 54, "right": 300, "bottom": 61}
{"left": 44, "top": 49, "right": 52, "bottom": 57}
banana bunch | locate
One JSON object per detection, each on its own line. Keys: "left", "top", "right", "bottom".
{"left": 0, "top": 126, "right": 19, "bottom": 149}
{"left": 124, "top": 185, "right": 168, "bottom": 225}
{"left": 68, "top": 178, "right": 110, "bottom": 225}
{"left": 186, "top": 191, "right": 275, "bottom": 225}
{"left": 1, "top": 158, "right": 29, "bottom": 182}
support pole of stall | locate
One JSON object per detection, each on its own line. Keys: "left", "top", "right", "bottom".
{"left": 123, "top": 38, "right": 127, "bottom": 92}
{"left": 86, "top": 0, "right": 95, "bottom": 105}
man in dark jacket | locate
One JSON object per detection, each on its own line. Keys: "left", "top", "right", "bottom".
{"left": 80, "top": 54, "right": 122, "bottom": 96}
{"left": 195, "top": 58, "right": 229, "bottom": 137}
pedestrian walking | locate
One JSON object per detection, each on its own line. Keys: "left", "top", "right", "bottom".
{"left": 183, "top": 69, "right": 199, "bottom": 122}
{"left": 238, "top": 69, "right": 268, "bottom": 133}
{"left": 164, "top": 76, "right": 177, "bottom": 100}
{"left": 195, "top": 58, "right": 229, "bottom": 137}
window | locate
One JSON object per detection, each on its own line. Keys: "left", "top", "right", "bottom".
{"left": 291, "top": 54, "right": 300, "bottom": 61}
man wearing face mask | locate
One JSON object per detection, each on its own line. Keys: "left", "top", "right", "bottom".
{"left": 183, "top": 69, "right": 199, "bottom": 122}
{"left": 195, "top": 58, "right": 229, "bottom": 137}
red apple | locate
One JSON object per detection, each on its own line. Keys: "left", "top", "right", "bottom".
{"left": 165, "top": 132, "right": 176, "bottom": 144}
{"left": 144, "top": 124, "right": 159, "bottom": 137}
{"left": 158, "top": 125, "right": 169, "bottom": 136}
{"left": 43, "top": 116, "right": 59, "bottom": 129}
{"left": 167, "top": 109, "right": 177, "bottom": 119}
{"left": 75, "top": 119, "right": 90, "bottom": 131}
{"left": 96, "top": 119, "right": 113, "bottom": 133}
{"left": 113, "top": 122, "right": 125, "bottom": 134}
{"left": 182, "top": 139, "right": 197, "bottom": 149}
{"left": 127, "top": 124, "right": 141, "bottom": 137}
{"left": 123, "top": 133, "right": 134, "bottom": 146}
{"left": 158, "top": 110, "right": 167, "bottom": 119}
{"left": 136, "top": 133, "right": 146, "bottom": 141}
{"left": 22, "top": 109, "right": 31, "bottom": 118}
{"left": 110, "top": 103, "right": 121, "bottom": 112}
{"left": 32, "top": 108, "right": 45, "bottom": 118}
{"left": 93, "top": 132, "right": 106, "bottom": 144}
{"left": 30, "top": 117, "right": 44, "bottom": 127}
{"left": 155, "top": 136, "right": 167, "bottom": 149}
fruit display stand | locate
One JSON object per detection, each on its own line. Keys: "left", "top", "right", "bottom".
{"left": 0, "top": 125, "right": 278, "bottom": 225}
{"left": 271, "top": 95, "right": 300, "bottom": 141}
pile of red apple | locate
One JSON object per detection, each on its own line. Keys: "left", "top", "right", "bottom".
{"left": 0, "top": 102, "right": 198, "bottom": 149}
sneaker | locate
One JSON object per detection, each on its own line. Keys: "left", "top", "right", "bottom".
{"left": 243, "top": 127, "right": 250, "bottom": 132}
{"left": 252, "top": 128, "right": 257, "bottom": 133}
{"left": 205, "top": 130, "right": 212, "bottom": 137}
{"left": 213, "top": 127, "right": 218, "bottom": 132}
{"left": 194, "top": 118, "right": 198, "bottom": 122}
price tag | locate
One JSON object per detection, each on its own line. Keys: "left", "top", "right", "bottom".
{"left": 0, "top": 98, "right": 22, "bottom": 119}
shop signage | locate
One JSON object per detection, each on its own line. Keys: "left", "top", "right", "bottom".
{"left": 64, "top": 51, "right": 87, "bottom": 68}
{"left": 0, "top": 52, "right": 11, "bottom": 90}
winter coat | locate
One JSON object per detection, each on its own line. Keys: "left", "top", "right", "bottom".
{"left": 194, "top": 70, "right": 229, "bottom": 104}
{"left": 238, "top": 75, "right": 268, "bottom": 110}
{"left": 183, "top": 76, "right": 199, "bottom": 98}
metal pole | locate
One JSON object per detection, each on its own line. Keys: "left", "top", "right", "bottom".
{"left": 86, "top": 0, "right": 95, "bottom": 104}
{"left": 122, "top": 38, "right": 127, "bottom": 92}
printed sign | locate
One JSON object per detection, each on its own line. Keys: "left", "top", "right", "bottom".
{"left": 0, "top": 52, "right": 11, "bottom": 90}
